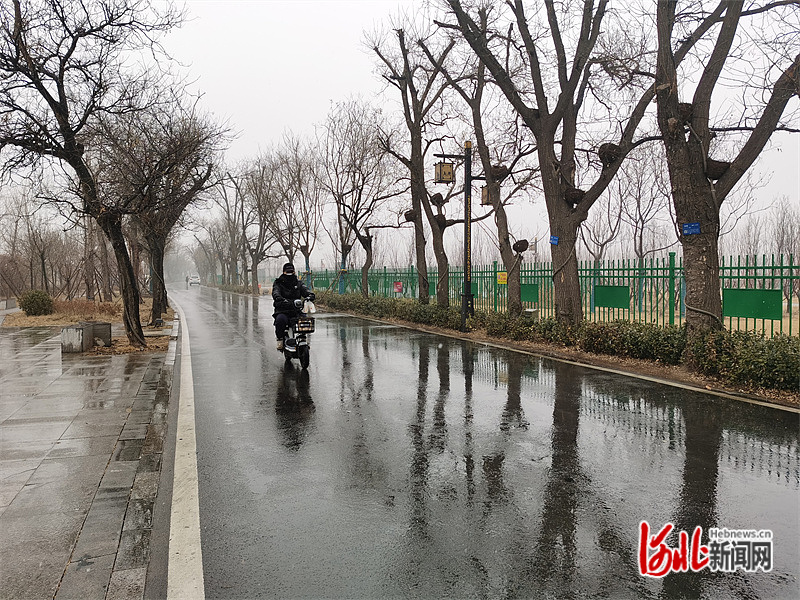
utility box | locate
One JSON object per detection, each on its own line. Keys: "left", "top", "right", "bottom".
{"left": 61, "top": 325, "right": 93, "bottom": 353}
{"left": 81, "top": 321, "right": 112, "bottom": 347}
{"left": 61, "top": 321, "right": 111, "bottom": 353}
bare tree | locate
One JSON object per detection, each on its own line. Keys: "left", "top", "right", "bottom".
{"left": 211, "top": 171, "right": 247, "bottom": 286}
{"left": 579, "top": 193, "right": 622, "bottom": 265}
{"left": 319, "top": 99, "right": 406, "bottom": 297}
{"left": 239, "top": 155, "right": 282, "bottom": 295}
{"left": 422, "top": 10, "right": 539, "bottom": 315}
{"left": 616, "top": 146, "right": 675, "bottom": 262}
{"left": 440, "top": 0, "right": 658, "bottom": 325}
{"left": 275, "top": 135, "right": 326, "bottom": 282}
{"left": 654, "top": 0, "right": 800, "bottom": 345}
{"left": 94, "top": 98, "right": 226, "bottom": 322}
{"left": 371, "top": 19, "right": 456, "bottom": 304}
{"left": 769, "top": 196, "right": 800, "bottom": 305}
{"left": 0, "top": 0, "right": 182, "bottom": 345}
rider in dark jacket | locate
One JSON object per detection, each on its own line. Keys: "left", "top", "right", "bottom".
{"left": 272, "top": 263, "right": 314, "bottom": 350}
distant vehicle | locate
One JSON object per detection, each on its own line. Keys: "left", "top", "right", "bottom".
{"left": 189, "top": 275, "right": 201, "bottom": 286}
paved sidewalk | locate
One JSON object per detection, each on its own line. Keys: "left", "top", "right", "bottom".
{"left": 0, "top": 319, "right": 178, "bottom": 599}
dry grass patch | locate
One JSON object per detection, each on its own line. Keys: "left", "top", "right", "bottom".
{"left": 3, "top": 297, "right": 174, "bottom": 355}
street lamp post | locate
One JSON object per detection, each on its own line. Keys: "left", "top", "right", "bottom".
{"left": 434, "top": 140, "right": 484, "bottom": 332}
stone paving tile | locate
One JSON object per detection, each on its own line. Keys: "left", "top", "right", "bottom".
{"left": 9, "top": 399, "right": 84, "bottom": 418}
{"left": 0, "top": 399, "right": 26, "bottom": 422}
{"left": 112, "top": 439, "right": 145, "bottom": 462}
{"left": 130, "top": 472, "right": 159, "bottom": 501}
{"left": 2, "top": 455, "right": 108, "bottom": 517}
{"left": 62, "top": 420, "right": 124, "bottom": 440}
{"left": 123, "top": 498, "right": 153, "bottom": 531}
{"left": 0, "top": 511, "right": 85, "bottom": 599}
{"left": 136, "top": 453, "right": 162, "bottom": 474}
{"left": 0, "top": 552, "right": 66, "bottom": 599}
{"left": 1, "top": 419, "right": 73, "bottom": 443}
{"left": 47, "top": 435, "right": 119, "bottom": 459}
{"left": 106, "top": 567, "right": 146, "bottom": 600}
{"left": 71, "top": 503, "right": 127, "bottom": 560}
{"left": 0, "top": 438, "right": 54, "bottom": 461}
{"left": 0, "top": 458, "right": 38, "bottom": 508}
{"left": 56, "top": 553, "right": 115, "bottom": 600}
{"left": 115, "top": 529, "right": 151, "bottom": 570}
{"left": 142, "top": 423, "right": 166, "bottom": 454}
{"left": 82, "top": 398, "right": 126, "bottom": 410}
{"left": 0, "top": 458, "right": 39, "bottom": 481}
{"left": 99, "top": 461, "right": 138, "bottom": 490}
{"left": 120, "top": 423, "right": 149, "bottom": 440}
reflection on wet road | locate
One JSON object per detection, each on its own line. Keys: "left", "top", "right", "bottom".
{"left": 174, "top": 287, "right": 799, "bottom": 599}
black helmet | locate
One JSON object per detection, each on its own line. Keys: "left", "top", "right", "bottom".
{"left": 282, "top": 262, "right": 295, "bottom": 274}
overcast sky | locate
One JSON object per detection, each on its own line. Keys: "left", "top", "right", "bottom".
{"left": 162, "top": 0, "right": 798, "bottom": 215}
{"left": 162, "top": 0, "right": 421, "bottom": 161}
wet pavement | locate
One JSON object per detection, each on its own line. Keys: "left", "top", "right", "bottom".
{"left": 0, "top": 318, "right": 176, "bottom": 599}
{"left": 175, "top": 287, "right": 800, "bottom": 600}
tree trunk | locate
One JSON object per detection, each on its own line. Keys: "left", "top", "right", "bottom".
{"left": 542, "top": 150, "right": 584, "bottom": 326}
{"left": 302, "top": 252, "right": 312, "bottom": 288}
{"left": 97, "top": 213, "right": 146, "bottom": 346}
{"left": 658, "top": 128, "right": 724, "bottom": 343}
{"left": 410, "top": 136, "right": 430, "bottom": 304}
{"left": 84, "top": 215, "right": 95, "bottom": 300}
{"left": 549, "top": 232, "right": 583, "bottom": 326}
{"left": 147, "top": 236, "right": 168, "bottom": 325}
{"left": 495, "top": 200, "right": 522, "bottom": 316}
{"left": 129, "top": 237, "right": 143, "bottom": 294}
{"left": 250, "top": 252, "right": 261, "bottom": 296}
{"left": 360, "top": 235, "right": 373, "bottom": 299}
{"left": 39, "top": 251, "right": 49, "bottom": 295}
{"left": 98, "top": 230, "right": 113, "bottom": 301}
{"left": 427, "top": 218, "right": 449, "bottom": 307}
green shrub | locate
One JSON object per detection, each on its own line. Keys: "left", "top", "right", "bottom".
{"left": 532, "top": 317, "right": 580, "bottom": 346}
{"left": 18, "top": 290, "right": 55, "bottom": 316}
{"left": 578, "top": 321, "right": 685, "bottom": 365}
{"left": 690, "top": 330, "right": 799, "bottom": 391}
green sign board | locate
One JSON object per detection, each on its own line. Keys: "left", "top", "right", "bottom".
{"left": 723, "top": 288, "right": 782, "bottom": 320}
{"left": 594, "top": 285, "right": 630, "bottom": 309}
{"left": 521, "top": 283, "right": 540, "bottom": 303}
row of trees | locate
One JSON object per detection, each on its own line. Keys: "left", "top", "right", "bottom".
{"left": 192, "top": 0, "right": 798, "bottom": 357}
{"left": 1, "top": 0, "right": 228, "bottom": 345}
{"left": 2, "top": 0, "right": 798, "bottom": 358}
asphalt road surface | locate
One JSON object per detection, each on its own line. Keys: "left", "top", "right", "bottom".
{"left": 171, "top": 286, "right": 799, "bottom": 599}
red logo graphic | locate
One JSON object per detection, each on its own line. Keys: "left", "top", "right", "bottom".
{"left": 638, "top": 521, "right": 710, "bottom": 577}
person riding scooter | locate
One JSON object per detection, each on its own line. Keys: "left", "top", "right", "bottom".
{"left": 272, "top": 263, "right": 315, "bottom": 351}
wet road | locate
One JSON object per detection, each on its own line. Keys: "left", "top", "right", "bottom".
{"left": 172, "top": 286, "right": 799, "bottom": 599}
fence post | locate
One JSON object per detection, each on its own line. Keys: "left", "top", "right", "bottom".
{"left": 668, "top": 252, "right": 676, "bottom": 326}
{"left": 493, "top": 260, "right": 498, "bottom": 313}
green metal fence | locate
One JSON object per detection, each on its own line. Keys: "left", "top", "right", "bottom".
{"left": 310, "top": 253, "right": 799, "bottom": 337}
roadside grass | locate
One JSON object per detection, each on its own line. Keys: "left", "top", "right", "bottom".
{"left": 3, "top": 297, "right": 174, "bottom": 354}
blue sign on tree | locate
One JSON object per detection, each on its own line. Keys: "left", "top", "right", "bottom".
{"left": 550, "top": 235, "right": 559, "bottom": 245}
{"left": 682, "top": 222, "right": 701, "bottom": 235}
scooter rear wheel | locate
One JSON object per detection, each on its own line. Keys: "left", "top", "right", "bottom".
{"left": 298, "top": 345, "right": 310, "bottom": 369}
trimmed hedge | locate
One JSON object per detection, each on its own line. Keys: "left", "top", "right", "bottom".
{"left": 18, "top": 290, "right": 55, "bottom": 316}
{"left": 690, "top": 330, "right": 799, "bottom": 391}
{"left": 318, "top": 292, "right": 799, "bottom": 392}
{"left": 319, "top": 292, "right": 462, "bottom": 330}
